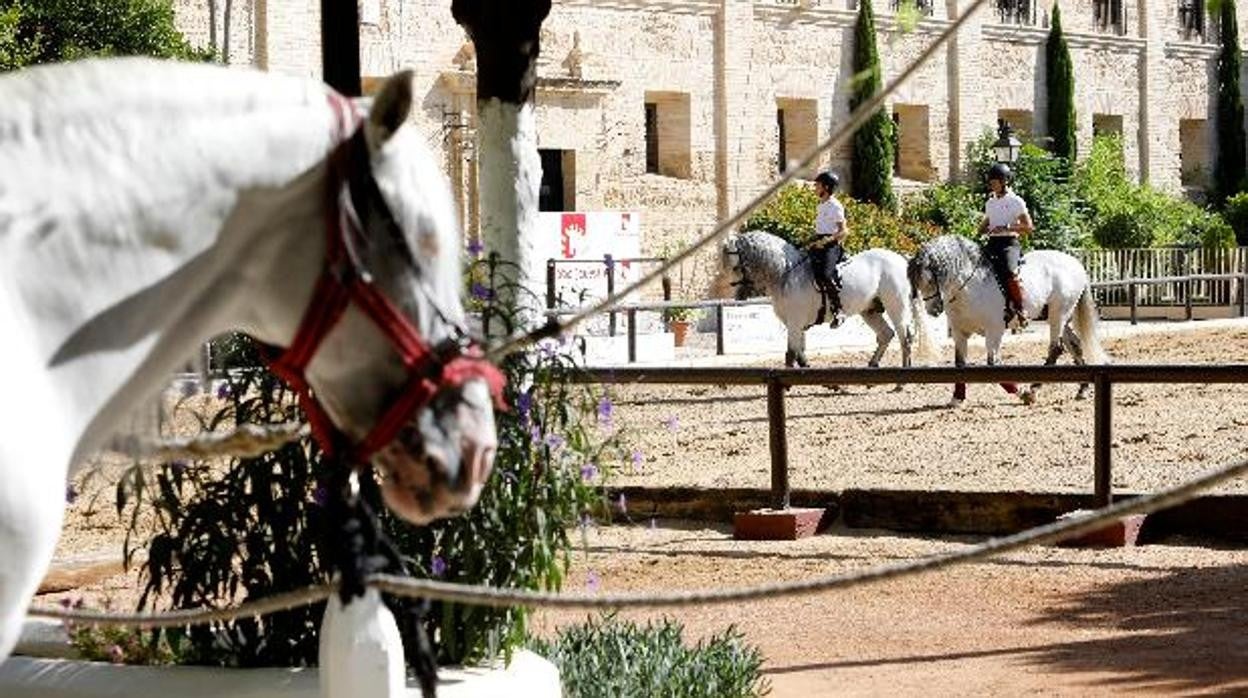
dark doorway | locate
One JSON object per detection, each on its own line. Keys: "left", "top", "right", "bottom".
{"left": 539, "top": 148, "right": 565, "bottom": 212}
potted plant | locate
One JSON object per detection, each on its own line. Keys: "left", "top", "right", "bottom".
{"left": 663, "top": 305, "right": 699, "bottom": 347}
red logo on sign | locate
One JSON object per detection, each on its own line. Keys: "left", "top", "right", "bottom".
{"left": 560, "top": 213, "right": 587, "bottom": 258}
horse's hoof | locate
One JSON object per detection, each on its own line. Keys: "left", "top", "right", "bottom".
{"left": 946, "top": 397, "right": 964, "bottom": 409}
{"left": 891, "top": 384, "right": 904, "bottom": 393}
{"left": 1075, "top": 389, "right": 1089, "bottom": 401}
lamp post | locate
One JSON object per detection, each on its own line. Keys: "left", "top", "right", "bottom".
{"left": 993, "top": 118, "right": 1023, "bottom": 164}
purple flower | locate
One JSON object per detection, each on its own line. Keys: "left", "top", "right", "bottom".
{"left": 215, "top": 383, "right": 231, "bottom": 400}
{"left": 107, "top": 644, "right": 124, "bottom": 664}
{"left": 467, "top": 239, "right": 484, "bottom": 257}
{"left": 630, "top": 450, "right": 644, "bottom": 473}
{"left": 430, "top": 555, "right": 447, "bottom": 578}
{"left": 596, "top": 396, "right": 613, "bottom": 424}
{"left": 470, "top": 282, "right": 493, "bottom": 301}
{"left": 580, "top": 463, "right": 598, "bottom": 481}
{"left": 661, "top": 415, "right": 680, "bottom": 432}
{"left": 544, "top": 433, "right": 565, "bottom": 450}
{"left": 603, "top": 255, "right": 615, "bottom": 273}
{"left": 65, "top": 485, "right": 77, "bottom": 504}
{"left": 530, "top": 425, "right": 542, "bottom": 444}
{"left": 516, "top": 391, "right": 533, "bottom": 422}
{"left": 586, "top": 570, "right": 600, "bottom": 592}
{"left": 310, "top": 486, "right": 328, "bottom": 508}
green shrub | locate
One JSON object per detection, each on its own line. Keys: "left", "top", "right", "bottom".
{"left": 742, "top": 183, "right": 818, "bottom": 247}
{"left": 130, "top": 261, "right": 625, "bottom": 668}
{"left": 528, "top": 614, "right": 770, "bottom": 698}
{"left": 1223, "top": 191, "right": 1248, "bottom": 244}
{"left": 901, "top": 182, "right": 981, "bottom": 240}
{"left": 1186, "top": 211, "right": 1237, "bottom": 249}
{"left": 843, "top": 198, "right": 941, "bottom": 255}
{"left": 743, "top": 183, "right": 939, "bottom": 253}
{"left": 1091, "top": 208, "right": 1153, "bottom": 249}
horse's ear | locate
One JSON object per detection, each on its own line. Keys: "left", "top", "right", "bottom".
{"left": 366, "top": 70, "right": 414, "bottom": 150}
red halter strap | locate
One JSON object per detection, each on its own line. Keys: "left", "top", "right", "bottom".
{"left": 264, "top": 92, "right": 505, "bottom": 463}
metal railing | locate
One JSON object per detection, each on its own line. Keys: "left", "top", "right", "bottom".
{"left": 580, "top": 364, "right": 1248, "bottom": 510}
{"left": 545, "top": 256, "right": 671, "bottom": 337}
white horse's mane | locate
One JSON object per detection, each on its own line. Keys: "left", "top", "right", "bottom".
{"left": 730, "top": 230, "right": 808, "bottom": 291}
{"left": 912, "top": 234, "right": 985, "bottom": 286}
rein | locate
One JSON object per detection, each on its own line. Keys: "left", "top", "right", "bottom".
{"left": 263, "top": 93, "right": 505, "bottom": 465}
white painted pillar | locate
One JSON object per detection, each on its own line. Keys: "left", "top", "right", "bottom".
{"left": 318, "top": 590, "right": 406, "bottom": 698}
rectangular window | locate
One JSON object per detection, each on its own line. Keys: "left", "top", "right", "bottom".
{"left": 891, "top": 0, "right": 934, "bottom": 16}
{"left": 997, "top": 109, "right": 1034, "bottom": 143}
{"left": 995, "top": 0, "right": 1035, "bottom": 24}
{"left": 894, "top": 103, "right": 935, "bottom": 181}
{"left": 539, "top": 149, "right": 571, "bottom": 212}
{"left": 1180, "top": 118, "right": 1210, "bottom": 188}
{"left": 360, "top": 0, "right": 382, "bottom": 26}
{"left": 776, "top": 98, "right": 818, "bottom": 178}
{"left": 644, "top": 103, "right": 659, "bottom": 175}
{"left": 644, "top": 92, "right": 693, "bottom": 179}
{"left": 1094, "top": 0, "right": 1125, "bottom": 34}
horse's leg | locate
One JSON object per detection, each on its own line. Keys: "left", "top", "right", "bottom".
{"left": 950, "top": 332, "right": 969, "bottom": 406}
{"left": 785, "top": 325, "right": 809, "bottom": 368}
{"left": 862, "top": 311, "right": 894, "bottom": 368}
{"left": 985, "top": 330, "right": 1023, "bottom": 401}
{"left": 1063, "top": 325, "right": 1091, "bottom": 399}
{"left": 1028, "top": 316, "right": 1067, "bottom": 400}
{"left": 0, "top": 458, "right": 66, "bottom": 660}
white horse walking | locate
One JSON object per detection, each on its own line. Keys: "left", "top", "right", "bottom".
{"left": 908, "top": 234, "right": 1107, "bottom": 405}
{"left": 0, "top": 59, "right": 502, "bottom": 661}
{"left": 719, "top": 230, "right": 935, "bottom": 368}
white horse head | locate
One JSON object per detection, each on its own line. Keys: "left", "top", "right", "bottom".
{"left": 0, "top": 59, "right": 500, "bottom": 658}
{"left": 719, "top": 230, "right": 934, "bottom": 368}
{"left": 909, "top": 234, "right": 1107, "bottom": 405}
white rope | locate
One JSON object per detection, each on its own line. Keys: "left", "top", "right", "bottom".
{"left": 30, "top": 454, "right": 1248, "bottom": 625}
{"left": 110, "top": 421, "right": 310, "bottom": 462}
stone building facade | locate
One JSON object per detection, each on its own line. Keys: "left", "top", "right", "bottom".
{"left": 171, "top": 0, "right": 1239, "bottom": 262}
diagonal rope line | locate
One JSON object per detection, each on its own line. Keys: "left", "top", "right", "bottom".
{"left": 485, "top": 0, "right": 990, "bottom": 360}
{"left": 368, "top": 455, "right": 1248, "bottom": 608}
{"left": 28, "top": 584, "right": 335, "bottom": 629}
{"left": 109, "top": 422, "right": 310, "bottom": 462}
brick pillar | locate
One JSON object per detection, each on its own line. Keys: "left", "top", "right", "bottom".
{"left": 946, "top": 0, "right": 988, "bottom": 178}
{"left": 1139, "top": 0, "right": 1178, "bottom": 189}
{"left": 715, "top": 0, "right": 762, "bottom": 219}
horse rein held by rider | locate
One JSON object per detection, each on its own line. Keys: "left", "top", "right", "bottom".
{"left": 264, "top": 92, "right": 506, "bottom": 466}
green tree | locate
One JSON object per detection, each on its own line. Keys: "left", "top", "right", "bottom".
{"left": 0, "top": 0, "right": 209, "bottom": 71}
{"left": 1215, "top": 0, "right": 1247, "bottom": 202}
{"left": 1045, "top": 4, "right": 1076, "bottom": 164}
{"left": 849, "top": 0, "right": 896, "bottom": 210}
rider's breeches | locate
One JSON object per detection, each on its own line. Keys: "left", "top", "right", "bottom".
{"left": 984, "top": 236, "right": 1023, "bottom": 308}
{"left": 812, "top": 241, "right": 845, "bottom": 287}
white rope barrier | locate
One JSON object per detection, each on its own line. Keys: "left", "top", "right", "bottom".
{"left": 30, "top": 453, "right": 1248, "bottom": 624}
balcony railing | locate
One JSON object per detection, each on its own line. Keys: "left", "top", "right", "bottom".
{"left": 995, "top": 0, "right": 1036, "bottom": 25}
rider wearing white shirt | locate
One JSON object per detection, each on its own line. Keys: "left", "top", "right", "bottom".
{"left": 979, "top": 163, "right": 1034, "bottom": 328}
{"left": 807, "top": 171, "right": 849, "bottom": 326}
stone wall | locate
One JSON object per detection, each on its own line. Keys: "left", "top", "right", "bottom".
{"left": 171, "top": 0, "right": 1239, "bottom": 266}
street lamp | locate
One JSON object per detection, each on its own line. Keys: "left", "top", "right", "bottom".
{"left": 993, "top": 118, "right": 1022, "bottom": 164}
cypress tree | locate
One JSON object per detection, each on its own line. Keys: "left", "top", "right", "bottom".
{"left": 1045, "top": 4, "right": 1076, "bottom": 164}
{"left": 850, "top": 0, "right": 896, "bottom": 210}
{"left": 1215, "top": 0, "right": 1247, "bottom": 202}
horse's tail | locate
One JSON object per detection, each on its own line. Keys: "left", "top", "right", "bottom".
{"left": 909, "top": 291, "right": 938, "bottom": 363}
{"left": 1073, "top": 285, "right": 1109, "bottom": 364}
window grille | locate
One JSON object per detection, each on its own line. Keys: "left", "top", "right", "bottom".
{"left": 994, "top": 0, "right": 1035, "bottom": 25}
{"left": 890, "top": 0, "right": 935, "bottom": 17}
{"left": 1093, "top": 0, "right": 1125, "bottom": 34}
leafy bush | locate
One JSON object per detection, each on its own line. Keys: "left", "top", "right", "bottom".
{"left": 743, "top": 183, "right": 938, "bottom": 254}
{"left": 1091, "top": 208, "right": 1152, "bottom": 249}
{"left": 528, "top": 614, "right": 770, "bottom": 698}
{"left": 132, "top": 261, "right": 625, "bottom": 668}
{"left": 742, "top": 183, "right": 819, "bottom": 246}
{"left": 1, "top": 0, "right": 212, "bottom": 70}
{"left": 901, "top": 182, "right": 982, "bottom": 240}
{"left": 842, "top": 198, "right": 941, "bottom": 255}
{"left": 1223, "top": 191, "right": 1248, "bottom": 245}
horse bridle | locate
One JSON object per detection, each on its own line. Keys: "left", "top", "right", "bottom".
{"left": 264, "top": 93, "right": 505, "bottom": 464}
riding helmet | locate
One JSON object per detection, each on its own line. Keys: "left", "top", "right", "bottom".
{"left": 986, "top": 163, "right": 1012, "bottom": 183}
{"left": 814, "top": 171, "right": 840, "bottom": 191}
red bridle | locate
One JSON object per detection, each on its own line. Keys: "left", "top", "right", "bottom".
{"left": 264, "top": 93, "right": 505, "bottom": 464}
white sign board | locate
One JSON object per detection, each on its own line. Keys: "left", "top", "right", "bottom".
{"left": 531, "top": 212, "right": 642, "bottom": 308}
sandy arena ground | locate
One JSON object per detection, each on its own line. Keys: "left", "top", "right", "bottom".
{"left": 41, "top": 321, "right": 1248, "bottom": 696}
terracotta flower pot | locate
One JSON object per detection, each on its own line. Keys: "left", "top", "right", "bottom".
{"left": 669, "top": 320, "right": 691, "bottom": 347}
